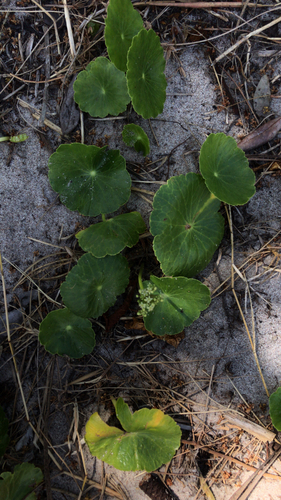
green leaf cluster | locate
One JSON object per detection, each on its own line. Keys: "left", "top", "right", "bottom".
{"left": 137, "top": 134, "right": 255, "bottom": 335}
{"left": 43, "top": 3, "right": 256, "bottom": 349}
{"left": 74, "top": 0, "right": 166, "bottom": 120}
{"left": 85, "top": 397, "right": 181, "bottom": 471}
{"left": 41, "top": 142, "right": 146, "bottom": 358}
{"left": 43, "top": 129, "right": 256, "bottom": 354}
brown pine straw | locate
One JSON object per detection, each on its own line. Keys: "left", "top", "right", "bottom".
{"left": 182, "top": 440, "right": 281, "bottom": 481}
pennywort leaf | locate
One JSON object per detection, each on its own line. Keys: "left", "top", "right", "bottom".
{"left": 0, "top": 463, "right": 43, "bottom": 500}
{"left": 39, "top": 308, "right": 96, "bottom": 358}
{"left": 76, "top": 212, "right": 146, "bottom": 258}
{"left": 85, "top": 397, "right": 181, "bottom": 472}
{"left": 48, "top": 143, "right": 131, "bottom": 217}
{"left": 127, "top": 29, "right": 166, "bottom": 119}
{"left": 150, "top": 173, "right": 224, "bottom": 277}
{"left": 269, "top": 387, "right": 281, "bottom": 431}
{"left": 122, "top": 124, "right": 150, "bottom": 156}
{"left": 60, "top": 253, "right": 130, "bottom": 318}
{"left": 73, "top": 57, "right": 130, "bottom": 118}
{"left": 138, "top": 276, "right": 211, "bottom": 336}
{"left": 105, "top": 0, "right": 143, "bottom": 72}
{"left": 199, "top": 133, "right": 256, "bottom": 205}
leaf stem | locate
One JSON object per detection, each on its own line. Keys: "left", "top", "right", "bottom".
{"left": 138, "top": 264, "right": 144, "bottom": 290}
{"left": 0, "top": 136, "right": 10, "bottom": 142}
{"left": 101, "top": 213, "right": 107, "bottom": 222}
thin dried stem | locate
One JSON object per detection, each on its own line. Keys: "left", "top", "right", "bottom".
{"left": 225, "top": 206, "right": 269, "bottom": 397}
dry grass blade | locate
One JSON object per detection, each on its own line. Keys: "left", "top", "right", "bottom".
{"left": 17, "top": 98, "right": 62, "bottom": 134}
{"left": 2, "top": 255, "right": 61, "bottom": 305}
{"left": 0, "top": 252, "right": 30, "bottom": 423}
{"left": 134, "top": 1, "right": 243, "bottom": 6}
{"left": 225, "top": 206, "right": 269, "bottom": 397}
{"left": 30, "top": 0, "right": 61, "bottom": 55}
{"left": 63, "top": 0, "right": 76, "bottom": 59}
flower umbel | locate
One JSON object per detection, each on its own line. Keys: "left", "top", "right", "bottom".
{"left": 137, "top": 282, "right": 163, "bottom": 318}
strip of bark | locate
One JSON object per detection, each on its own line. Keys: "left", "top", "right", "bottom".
{"left": 237, "top": 117, "right": 281, "bottom": 151}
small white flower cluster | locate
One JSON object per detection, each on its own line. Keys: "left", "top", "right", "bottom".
{"left": 137, "top": 283, "right": 163, "bottom": 318}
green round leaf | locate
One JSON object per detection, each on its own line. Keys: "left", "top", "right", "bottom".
{"left": 60, "top": 253, "right": 130, "bottom": 318}
{"left": 48, "top": 143, "right": 131, "bottom": 217}
{"left": 39, "top": 308, "right": 96, "bottom": 358}
{"left": 127, "top": 29, "right": 166, "bottom": 119}
{"left": 76, "top": 212, "right": 146, "bottom": 257}
{"left": 150, "top": 173, "right": 224, "bottom": 277}
{"left": 138, "top": 276, "right": 211, "bottom": 336}
{"left": 199, "top": 133, "right": 256, "bottom": 205}
{"left": 0, "top": 463, "right": 43, "bottom": 500}
{"left": 0, "top": 406, "right": 9, "bottom": 457}
{"left": 85, "top": 397, "right": 181, "bottom": 472}
{"left": 122, "top": 124, "right": 150, "bottom": 156}
{"left": 269, "top": 387, "right": 281, "bottom": 431}
{"left": 73, "top": 57, "right": 130, "bottom": 118}
{"left": 105, "top": 0, "right": 143, "bottom": 72}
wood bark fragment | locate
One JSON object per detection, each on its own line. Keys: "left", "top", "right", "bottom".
{"left": 237, "top": 117, "right": 281, "bottom": 151}
{"left": 221, "top": 413, "right": 276, "bottom": 443}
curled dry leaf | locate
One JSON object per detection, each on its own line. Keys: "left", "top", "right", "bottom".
{"left": 237, "top": 116, "right": 281, "bottom": 151}
{"left": 253, "top": 74, "right": 271, "bottom": 117}
{"left": 60, "top": 75, "right": 80, "bottom": 135}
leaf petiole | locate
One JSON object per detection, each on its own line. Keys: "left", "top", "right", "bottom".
{"left": 138, "top": 264, "right": 144, "bottom": 290}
